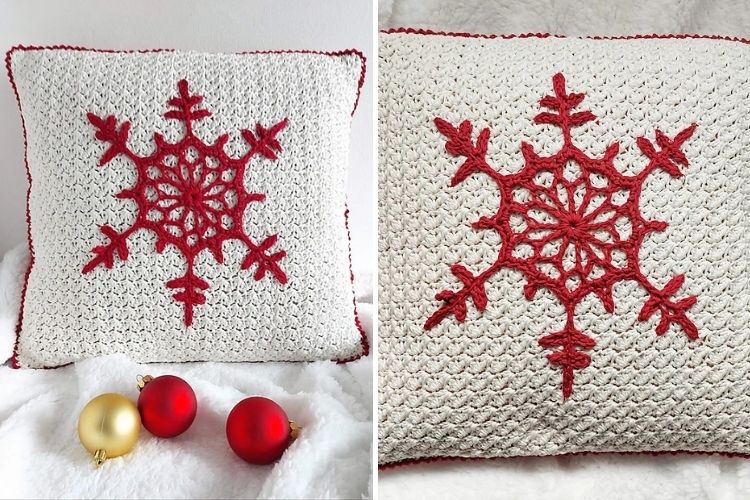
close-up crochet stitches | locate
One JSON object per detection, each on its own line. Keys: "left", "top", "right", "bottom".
{"left": 378, "top": 30, "right": 750, "bottom": 465}
{"left": 425, "top": 72, "right": 699, "bottom": 399}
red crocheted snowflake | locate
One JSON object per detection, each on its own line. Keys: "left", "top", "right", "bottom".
{"left": 83, "top": 79, "right": 288, "bottom": 326}
{"left": 426, "top": 73, "right": 699, "bottom": 399}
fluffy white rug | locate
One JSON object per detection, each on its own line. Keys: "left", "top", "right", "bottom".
{"left": 379, "top": 0, "right": 750, "bottom": 37}
{"left": 378, "top": 1, "right": 750, "bottom": 499}
{"left": 0, "top": 245, "right": 372, "bottom": 499}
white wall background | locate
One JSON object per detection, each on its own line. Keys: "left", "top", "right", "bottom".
{"left": 0, "top": 0, "right": 374, "bottom": 273}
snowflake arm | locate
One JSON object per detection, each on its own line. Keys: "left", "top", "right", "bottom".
{"left": 538, "top": 311, "right": 596, "bottom": 399}
{"left": 236, "top": 116, "right": 290, "bottom": 283}
{"left": 164, "top": 79, "right": 211, "bottom": 130}
{"left": 239, "top": 234, "right": 288, "bottom": 283}
{"left": 534, "top": 72, "right": 596, "bottom": 143}
{"left": 636, "top": 273, "right": 699, "bottom": 339}
{"left": 86, "top": 113, "right": 134, "bottom": 166}
{"left": 166, "top": 265, "right": 210, "bottom": 326}
{"left": 241, "top": 119, "right": 289, "bottom": 161}
{"left": 632, "top": 124, "right": 699, "bottom": 339}
{"left": 637, "top": 124, "right": 697, "bottom": 178}
{"left": 424, "top": 264, "right": 490, "bottom": 329}
{"left": 433, "top": 118, "right": 503, "bottom": 186}
{"left": 81, "top": 224, "right": 137, "bottom": 274}
{"left": 82, "top": 113, "right": 143, "bottom": 274}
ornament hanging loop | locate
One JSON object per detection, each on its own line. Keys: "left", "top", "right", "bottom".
{"left": 289, "top": 421, "right": 301, "bottom": 440}
{"left": 136, "top": 374, "right": 154, "bottom": 391}
{"left": 93, "top": 449, "right": 107, "bottom": 467}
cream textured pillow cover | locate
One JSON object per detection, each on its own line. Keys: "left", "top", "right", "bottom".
{"left": 7, "top": 46, "right": 367, "bottom": 368}
{"left": 378, "top": 30, "right": 750, "bottom": 465}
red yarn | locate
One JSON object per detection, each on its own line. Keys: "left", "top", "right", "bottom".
{"left": 82, "top": 79, "right": 288, "bottom": 326}
{"left": 425, "top": 73, "right": 699, "bottom": 399}
{"left": 337, "top": 207, "right": 370, "bottom": 363}
{"left": 379, "top": 449, "right": 750, "bottom": 471}
{"left": 381, "top": 27, "right": 750, "bottom": 45}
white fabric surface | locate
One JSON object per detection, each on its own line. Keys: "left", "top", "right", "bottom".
{"left": 0, "top": 245, "right": 373, "bottom": 499}
{"left": 379, "top": 0, "right": 750, "bottom": 499}
{"left": 10, "top": 49, "right": 364, "bottom": 367}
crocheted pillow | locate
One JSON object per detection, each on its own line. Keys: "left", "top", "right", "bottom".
{"left": 378, "top": 30, "right": 750, "bottom": 466}
{"left": 7, "top": 46, "right": 367, "bottom": 368}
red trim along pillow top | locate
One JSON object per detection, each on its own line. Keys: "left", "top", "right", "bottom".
{"left": 378, "top": 30, "right": 750, "bottom": 465}
{"left": 6, "top": 46, "right": 367, "bottom": 368}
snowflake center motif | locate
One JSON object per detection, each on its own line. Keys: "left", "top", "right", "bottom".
{"left": 426, "top": 73, "right": 699, "bottom": 399}
{"left": 83, "top": 79, "right": 288, "bottom": 326}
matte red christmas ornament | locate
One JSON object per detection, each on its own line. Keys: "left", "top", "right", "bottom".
{"left": 136, "top": 374, "right": 197, "bottom": 438}
{"left": 226, "top": 396, "right": 300, "bottom": 464}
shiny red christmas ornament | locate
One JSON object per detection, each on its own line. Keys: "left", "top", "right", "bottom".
{"left": 226, "top": 396, "right": 300, "bottom": 464}
{"left": 136, "top": 375, "right": 197, "bottom": 438}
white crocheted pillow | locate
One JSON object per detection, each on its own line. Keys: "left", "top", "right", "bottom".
{"left": 378, "top": 30, "right": 750, "bottom": 465}
{"left": 7, "top": 46, "right": 367, "bottom": 368}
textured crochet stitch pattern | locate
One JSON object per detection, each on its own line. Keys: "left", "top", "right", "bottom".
{"left": 83, "top": 79, "right": 288, "bottom": 326}
{"left": 426, "top": 73, "right": 698, "bottom": 399}
{"left": 378, "top": 31, "right": 750, "bottom": 465}
{"left": 8, "top": 46, "right": 367, "bottom": 368}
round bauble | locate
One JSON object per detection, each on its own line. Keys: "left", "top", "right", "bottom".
{"left": 78, "top": 393, "right": 141, "bottom": 466}
{"left": 225, "top": 396, "right": 299, "bottom": 464}
{"left": 137, "top": 374, "right": 197, "bottom": 438}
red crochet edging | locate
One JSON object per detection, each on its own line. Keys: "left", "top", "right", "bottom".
{"left": 382, "top": 28, "right": 561, "bottom": 39}
{"left": 380, "top": 27, "right": 750, "bottom": 45}
{"left": 380, "top": 449, "right": 750, "bottom": 470}
{"left": 5, "top": 44, "right": 369, "bottom": 367}
{"left": 377, "top": 29, "right": 750, "bottom": 467}
{"left": 336, "top": 207, "right": 370, "bottom": 363}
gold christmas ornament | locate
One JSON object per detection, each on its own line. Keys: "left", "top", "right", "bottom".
{"left": 77, "top": 393, "right": 141, "bottom": 467}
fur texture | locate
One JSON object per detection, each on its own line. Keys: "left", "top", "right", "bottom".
{"left": 0, "top": 244, "right": 373, "bottom": 499}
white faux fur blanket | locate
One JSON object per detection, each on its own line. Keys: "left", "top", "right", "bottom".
{"left": 0, "top": 245, "right": 373, "bottom": 499}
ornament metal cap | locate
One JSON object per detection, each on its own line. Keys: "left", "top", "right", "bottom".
{"left": 290, "top": 421, "right": 301, "bottom": 440}
{"left": 93, "top": 449, "right": 107, "bottom": 467}
{"left": 136, "top": 374, "right": 154, "bottom": 391}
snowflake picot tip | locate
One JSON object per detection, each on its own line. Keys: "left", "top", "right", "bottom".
{"left": 83, "top": 79, "right": 288, "bottom": 326}
{"left": 426, "top": 73, "right": 699, "bottom": 399}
